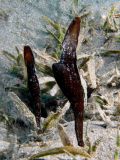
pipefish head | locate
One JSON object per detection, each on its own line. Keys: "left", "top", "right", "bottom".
{"left": 68, "top": 17, "right": 80, "bottom": 40}
{"left": 24, "top": 46, "right": 35, "bottom": 66}
{"left": 62, "top": 17, "right": 81, "bottom": 48}
{"left": 61, "top": 17, "right": 81, "bottom": 62}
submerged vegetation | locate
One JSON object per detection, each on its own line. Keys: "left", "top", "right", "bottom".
{"left": 29, "top": 145, "right": 91, "bottom": 160}
{"left": 103, "top": 6, "right": 118, "bottom": 33}
{"left": 2, "top": 47, "right": 26, "bottom": 80}
{"left": 43, "top": 16, "right": 66, "bottom": 59}
{"left": 114, "top": 129, "right": 120, "bottom": 160}
{"left": 0, "top": 0, "right": 120, "bottom": 159}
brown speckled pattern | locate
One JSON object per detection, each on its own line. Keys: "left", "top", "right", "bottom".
{"left": 24, "top": 46, "right": 41, "bottom": 128}
{"left": 52, "top": 17, "right": 84, "bottom": 146}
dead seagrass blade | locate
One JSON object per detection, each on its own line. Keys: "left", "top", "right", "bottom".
{"left": 24, "top": 46, "right": 41, "bottom": 128}
{"left": 52, "top": 17, "right": 85, "bottom": 146}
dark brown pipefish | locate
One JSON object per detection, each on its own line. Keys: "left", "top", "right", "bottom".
{"left": 52, "top": 17, "right": 84, "bottom": 146}
{"left": 24, "top": 46, "right": 41, "bottom": 127}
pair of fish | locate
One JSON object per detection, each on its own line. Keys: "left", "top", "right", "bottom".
{"left": 24, "top": 17, "right": 84, "bottom": 147}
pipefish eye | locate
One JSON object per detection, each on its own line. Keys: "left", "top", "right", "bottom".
{"left": 24, "top": 46, "right": 35, "bottom": 65}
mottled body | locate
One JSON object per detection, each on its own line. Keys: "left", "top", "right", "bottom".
{"left": 52, "top": 17, "right": 84, "bottom": 146}
{"left": 24, "top": 46, "right": 41, "bottom": 127}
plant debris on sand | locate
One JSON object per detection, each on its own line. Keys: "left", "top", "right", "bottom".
{"left": 0, "top": 0, "right": 120, "bottom": 160}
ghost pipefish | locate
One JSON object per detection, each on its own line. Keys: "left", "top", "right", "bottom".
{"left": 24, "top": 46, "right": 41, "bottom": 128}
{"left": 52, "top": 17, "right": 84, "bottom": 146}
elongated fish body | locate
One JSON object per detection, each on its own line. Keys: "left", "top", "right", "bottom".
{"left": 24, "top": 46, "right": 41, "bottom": 127}
{"left": 52, "top": 17, "right": 84, "bottom": 146}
